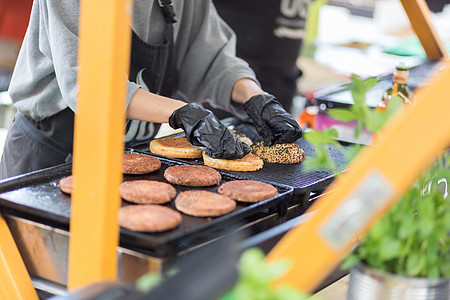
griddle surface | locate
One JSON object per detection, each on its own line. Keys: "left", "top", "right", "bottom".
{"left": 0, "top": 155, "right": 292, "bottom": 257}
{"left": 131, "top": 122, "right": 349, "bottom": 196}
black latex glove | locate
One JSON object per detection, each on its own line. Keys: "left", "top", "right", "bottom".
{"left": 243, "top": 94, "right": 302, "bottom": 145}
{"left": 169, "top": 103, "right": 250, "bottom": 159}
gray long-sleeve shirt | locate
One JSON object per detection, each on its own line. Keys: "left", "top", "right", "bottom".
{"left": 9, "top": 0, "right": 257, "bottom": 121}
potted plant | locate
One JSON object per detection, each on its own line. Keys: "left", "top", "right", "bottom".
{"left": 304, "top": 76, "right": 450, "bottom": 299}
{"left": 342, "top": 151, "right": 450, "bottom": 299}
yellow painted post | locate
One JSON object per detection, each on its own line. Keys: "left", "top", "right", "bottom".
{"left": 266, "top": 60, "right": 450, "bottom": 292}
{"left": 400, "top": 0, "right": 448, "bottom": 60}
{"left": 0, "top": 214, "right": 38, "bottom": 300}
{"left": 68, "top": 0, "right": 132, "bottom": 290}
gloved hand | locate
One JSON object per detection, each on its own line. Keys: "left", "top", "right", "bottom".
{"left": 243, "top": 94, "right": 302, "bottom": 145}
{"left": 169, "top": 103, "right": 250, "bottom": 159}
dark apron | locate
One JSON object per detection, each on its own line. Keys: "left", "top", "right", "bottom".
{"left": 214, "top": 0, "right": 308, "bottom": 112}
{"left": 0, "top": 0, "right": 177, "bottom": 179}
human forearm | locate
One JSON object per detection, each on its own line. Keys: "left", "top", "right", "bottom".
{"left": 126, "top": 88, "right": 186, "bottom": 123}
{"left": 231, "top": 78, "right": 266, "bottom": 104}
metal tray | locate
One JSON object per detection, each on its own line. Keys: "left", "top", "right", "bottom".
{"left": 0, "top": 154, "right": 293, "bottom": 258}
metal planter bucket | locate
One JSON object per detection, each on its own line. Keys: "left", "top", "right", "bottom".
{"left": 347, "top": 263, "right": 450, "bottom": 300}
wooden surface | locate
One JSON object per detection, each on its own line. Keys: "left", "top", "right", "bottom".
{"left": 314, "top": 275, "right": 349, "bottom": 300}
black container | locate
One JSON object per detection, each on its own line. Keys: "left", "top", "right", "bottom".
{"left": 0, "top": 154, "right": 293, "bottom": 258}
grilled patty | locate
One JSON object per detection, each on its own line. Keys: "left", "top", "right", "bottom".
{"left": 59, "top": 176, "right": 73, "bottom": 194}
{"left": 164, "top": 165, "right": 222, "bottom": 187}
{"left": 120, "top": 180, "right": 177, "bottom": 204}
{"left": 218, "top": 180, "right": 278, "bottom": 203}
{"left": 175, "top": 190, "right": 236, "bottom": 217}
{"left": 122, "top": 153, "right": 162, "bottom": 174}
{"left": 119, "top": 204, "right": 182, "bottom": 232}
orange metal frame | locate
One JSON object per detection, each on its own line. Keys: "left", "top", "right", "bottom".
{"left": 400, "top": 0, "right": 448, "bottom": 60}
{"left": 0, "top": 214, "right": 38, "bottom": 299}
{"left": 67, "top": 0, "right": 132, "bottom": 290}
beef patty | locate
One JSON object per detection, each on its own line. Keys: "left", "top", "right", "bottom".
{"left": 218, "top": 180, "right": 278, "bottom": 203}
{"left": 122, "top": 153, "right": 161, "bottom": 174}
{"left": 174, "top": 190, "right": 236, "bottom": 217}
{"left": 164, "top": 165, "right": 221, "bottom": 187}
{"left": 118, "top": 204, "right": 182, "bottom": 232}
{"left": 120, "top": 180, "right": 177, "bottom": 204}
{"left": 59, "top": 176, "right": 73, "bottom": 194}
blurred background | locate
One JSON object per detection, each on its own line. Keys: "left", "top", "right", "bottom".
{"left": 1, "top": 0, "right": 449, "bottom": 153}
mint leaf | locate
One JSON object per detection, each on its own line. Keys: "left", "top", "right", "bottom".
{"left": 327, "top": 108, "right": 359, "bottom": 122}
{"left": 303, "top": 128, "right": 338, "bottom": 146}
{"left": 136, "top": 273, "right": 163, "bottom": 293}
{"left": 341, "top": 253, "right": 360, "bottom": 270}
{"left": 346, "top": 76, "right": 378, "bottom": 106}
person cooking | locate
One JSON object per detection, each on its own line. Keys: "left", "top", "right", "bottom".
{"left": 0, "top": 0, "right": 302, "bottom": 180}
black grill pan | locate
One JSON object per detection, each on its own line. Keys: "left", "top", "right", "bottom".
{"left": 0, "top": 154, "right": 293, "bottom": 257}
{"left": 130, "top": 121, "right": 348, "bottom": 198}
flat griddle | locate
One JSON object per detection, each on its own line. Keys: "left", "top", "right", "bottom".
{"left": 0, "top": 154, "right": 293, "bottom": 257}
{"left": 130, "top": 121, "right": 349, "bottom": 199}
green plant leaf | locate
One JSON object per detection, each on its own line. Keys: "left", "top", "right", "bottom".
{"left": 377, "top": 236, "right": 402, "bottom": 261}
{"left": 354, "top": 121, "right": 363, "bottom": 138}
{"left": 266, "top": 261, "right": 291, "bottom": 282}
{"left": 226, "top": 248, "right": 314, "bottom": 300}
{"left": 136, "top": 273, "right": 163, "bottom": 293}
{"left": 302, "top": 147, "right": 337, "bottom": 173}
{"left": 397, "top": 214, "right": 416, "bottom": 239}
{"left": 327, "top": 108, "right": 359, "bottom": 123}
{"left": 346, "top": 76, "right": 378, "bottom": 106}
{"left": 341, "top": 253, "right": 360, "bottom": 270}
{"left": 304, "top": 128, "right": 338, "bottom": 146}
{"left": 405, "top": 251, "right": 427, "bottom": 277}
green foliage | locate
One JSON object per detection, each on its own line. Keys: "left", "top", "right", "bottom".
{"left": 304, "top": 76, "right": 404, "bottom": 173}
{"left": 222, "top": 248, "right": 319, "bottom": 300}
{"left": 327, "top": 76, "right": 403, "bottom": 139}
{"left": 136, "top": 248, "right": 318, "bottom": 299}
{"left": 135, "top": 268, "right": 178, "bottom": 293}
{"left": 343, "top": 152, "right": 450, "bottom": 278}
{"left": 305, "top": 75, "right": 450, "bottom": 279}
{"left": 303, "top": 128, "right": 342, "bottom": 172}
{"left": 136, "top": 272, "right": 163, "bottom": 293}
